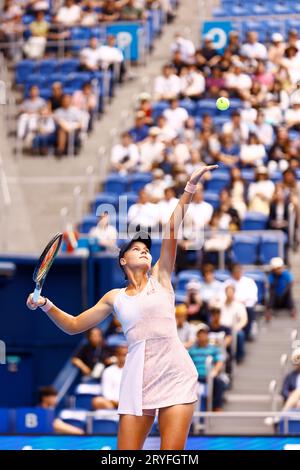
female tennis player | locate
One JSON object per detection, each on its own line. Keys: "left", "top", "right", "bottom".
{"left": 27, "top": 164, "right": 218, "bottom": 450}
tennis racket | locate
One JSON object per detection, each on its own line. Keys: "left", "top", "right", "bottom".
{"left": 32, "top": 232, "right": 63, "bottom": 302}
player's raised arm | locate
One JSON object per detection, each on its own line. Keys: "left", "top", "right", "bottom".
{"left": 26, "top": 289, "right": 118, "bottom": 335}
{"left": 152, "top": 165, "right": 218, "bottom": 284}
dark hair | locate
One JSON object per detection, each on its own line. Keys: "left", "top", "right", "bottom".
{"left": 38, "top": 386, "right": 57, "bottom": 403}
{"left": 229, "top": 262, "right": 241, "bottom": 273}
{"left": 86, "top": 327, "right": 102, "bottom": 341}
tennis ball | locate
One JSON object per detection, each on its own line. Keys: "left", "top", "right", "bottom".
{"left": 216, "top": 97, "right": 230, "bottom": 111}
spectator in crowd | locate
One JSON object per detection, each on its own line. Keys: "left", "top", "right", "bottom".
{"left": 139, "top": 126, "right": 165, "bottom": 172}
{"left": 268, "top": 183, "right": 290, "bottom": 236}
{"left": 248, "top": 166, "right": 275, "bottom": 215}
{"left": 136, "top": 92, "right": 153, "bottom": 126}
{"left": 240, "top": 31, "right": 268, "bottom": 61}
{"left": 240, "top": 133, "right": 266, "bottom": 168}
{"left": 170, "top": 32, "right": 196, "bottom": 63}
{"left": 120, "top": 0, "right": 147, "bottom": 20}
{"left": 268, "top": 127, "right": 293, "bottom": 172}
{"left": 229, "top": 167, "right": 247, "bottom": 218}
{"left": 80, "top": 37, "right": 102, "bottom": 72}
{"left": 184, "top": 280, "right": 209, "bottom": 323}
{"left": 0, "top": 2, "right": 24, "bottom": 61}
{"left": 144, "top": 168, "right": 170, "bottom": 203}
{"left": 266, "top": 257, "right": 296, "bottom": 320}
{"left": 153, "top": 64, "right": 181, "bottom": 101}
{"left": 162, "top": 98, "right": 189, "bottom": 134}
{"left": 218, "top": 188, "right": 241, "bottom": 230}
{"left": 223, "top": 264, "right": 258, "bottom": 341}
{"left": 100, "top": 0, "right": 121, "bottom": 22}
{"left": 189, "top": 323, "right": 226, "bottom": 411}
{"left": 199, "top": 263, "right": 222, "bottom": 305}
{"left": 23, "top": 9, "right": 49, "bottom": 59}
{"left": 49, "top": 82, "right": 64, "bottom": 111}
{"left": 110, "top": 131, "right": 139, "bottom": 174}
{"left": 72, "top": 327, "right": 113, "bottom": 378}
{"left": 186, "top": 183, "right": 214, "bottom": 229}
{"left": 38, "top": 386, "right": 84, "bottom": 435}
{"left": 92, "top": 345, "right": 128, "bottom": 410}
{"left": 129, "top": 111, "right": 149, "bottom": 143}
{"left": 88, "top": 211, "right": 118, "bottom": 251}
{"left": 17, "top": 85, "right": 46, "bottom": 146}
{"left": 54, "top": 0, "right": 82, "bottom": 26}
{"left": 97, "top": 34, "right": 125, "bottom": 82}
{"left": 222, "top": 111, "right": 249, "bottom": 144}
{"left": 197, "top": 36, "right": 219, "bottom": 66}
{"left": 281, "top": 45, "right": 300, "bottom": 85}
{"left": 281, "top": 348, "right": 300, "bottom": 402}
{"left": 180, "top": 65, "right": 205, "bottom": 100}
{"left": 32, "top": 103, "right": 56, "bottom": 155}
{"left": 268, "top": 33, "right": 286, "bottom": 66}
{"left": 220, "top": 285, "right": 247, "bottom": 363}
{"left": 72, "top": 82, "right": 97, "bottom": 132}
{"left": 54, "top": 94, "right": 83, "bottom": 156}
{"left": 225, "top": 65, "right": 252, "bottom": 101}
{"left": 251, "top": 110, "right": 274, "bottom": 147}
{"left": 127, "top": 188, "right": 159, "bottom": 232}
{"left": 158, "top": 186, "right": 179, "bottom": 226}
{"left": 175, "top": 303, "right": 196, "bottom": 349}
{"left": 208, "top": 303, "right": 232, "bottom": 374}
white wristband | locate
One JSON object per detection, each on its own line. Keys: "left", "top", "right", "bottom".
{"left": 184, "top": 181, "right": 197, "bottom": 194}
{"left": 40, "top": 298, "right": 54, "bottom": 313}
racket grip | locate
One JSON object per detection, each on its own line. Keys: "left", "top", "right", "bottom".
{"left": 33, "top": 287, "right": 41, "bottom": 303}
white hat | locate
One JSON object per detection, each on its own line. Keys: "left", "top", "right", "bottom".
{"left": 291, "top": 348, "right": 300, "bottom": 365}
{"left": 186, "top": 279, "right": 202, "bottom": 291}
{"left": 196, "top": 323, "right": 209, "bottom": 333}
{"left": 272, "top": 33, "right": 284, "bottom": 43}
{"left": 270, "top": 257, "right": 284, "bottom": 269}
{"left": 149, "top": 126, "right": 160, "bottom": 136}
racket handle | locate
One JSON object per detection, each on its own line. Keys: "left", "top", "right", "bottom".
{"left": 33, "top": 287, "right": 41, "bottom": 303}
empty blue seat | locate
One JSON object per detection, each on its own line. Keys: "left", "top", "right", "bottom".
{"left": 45, "top": 73, "right": 66, "bottom": 87}
{"left": 152, "top": 101, "right": 169, "bottom": 121}
{"left": 241, "top": 212, "right": 267, "bottom": 230}
{"left": 128, "top": 173, "right": 152, "bottom": 193}
{"left": 232, "top": 234, "right": 259, "bottom": 265}
{"left": 25, "top": 74, "right": 46, "bottom": 89}
{"left": 59, "top": 409, "right": 87, "bottom": 431}
{"left": 279, "top": 410, "right": 300, "bottom": 434}
{"left": 205, "top": 170, "right": 230, "bottom": 192}
{"left": 71, "top": 27, "right": 91, "bottom": 51}
{"left": 74, "top": 383, "right": 102, "bottom": 410}
{"left": 204, "top": 191, "right": 220, "bottom": 209}
{"left": 214, "top": 269, "right": 230, "bottom": 282}
{"left": 104, "top": 174, "right": 128, "bottom": 195}
{"left": 37, "top": 59, "right": 58, "bottom": 76}
{"left": 79, "top": 214, "right": 98, "bottom": 233}
{"left": 179, "top": 99, "right": 196, "bottom": 116}
{"left": 92, "top": 411, "right": 119, "bottom": 434}
{"left": 65, "top": 72, "right": 91, "bottom": 90}
{"left": 177, "top": 270, "right": 202, "bottom": 291}
{"left": 196, "top": 100, "right": 218, "bottom": 117}
{"left": 39, "top": 88, "right": 52, "bottom": 100}
{"left": 259, "top": 234, "right": 282, "bottom": 264}
{"left": 15, "top": 60, "right": 36, "bottom": 84}
{"left": 57, "top": 59, "right": 80, "bottom": 75}
{"left": 93, "top": 192, "right": 119, "bottom": 215}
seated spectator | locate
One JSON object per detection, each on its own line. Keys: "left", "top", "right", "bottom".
{"left": 203, "top": 212, "right": 232, "bottom": 265}
{"left": 189, "top": 323, "right": 226, "bottom": 411}
{"left": 49, "top": 82, "right": 64, "bottom": 111}
{"left": 72, "top": 327, "right": 114, "bottom": 379}
{"left": 0, "top": 3, "right": 24, "bottom": 61}
{"left": 240, "top": 31, "right": 268, "bottom": 61}
{"left": 100, "top": 0, "right": 121, "bottom": 21}
{"left": 120, "top": 0, "right": 147, "bottom": 21}
{"left": 268, "top": 127, "right": 293, "bottom": 172}
{"left": 268, "top": 183, "right": 290, "bottom": 236}
{"left": 153, "top": 64, "right": 181, "bottom": 101}
{"left": 17, "top": 85, "right": 46, "bottom": 146}
{"left": 220, "top": 285, "right": 247, "bottom": 363}
{"left": 197, "top": 36, "right": 220, "bottom": 67}
{"left": 80, "top": 37, "right": 102, "bottom": 72}
{"left": 266, "top": 257, "right": 296, "bottom": 320}
{"left": 240, "top": 133, "right": 266, "bottom": 168}
{"left": 268, "top": 33, "right": 286, "bottom": 66}
{"left": 229, "top": 167, "right": 247, "bottom": 218}
{"left": 285, "top": 102, "right": 300, "bottom": 131}
{"left": 97, "top": 35, "right": 125, "bottom": 83}
{"left": 144, "top": 168, "right": 170, "bottom": 203}
{"left": 208, "top": 303, "right": 232, "bottom": 374}
{"left": 218, "top": 188, "right": 241, "bottom": 230}
{"left": 222, "top": 111, "right": 249, "bottom": 145}
{"left": 81, "top": 3, "right": 99, "bottom": 26}
{"left": 23, "top": 10, "right": 49, "bottom": 59}
{"left": 186, "top": 184, "right": 214, "bottom": 229}
{"left": 136, "top": 92, "right": 153, "bottom": 126}
{"left": 170, "top": 32, "right": 196, "bottom": 63}
{"left": 129, "top": 111, "right": 149, "bottom": 143}
{"left": 54, "top": 0, "right": 82, "bottom": 26}
{"left": 54, "top": 94, "right": 83, "bottom": 156}
{"left": 39, "top": 386, "right": 84, "bottom": 435}
{"left": 223, "top": 264, "right": 258, "bottom": 341}
{"left": 199, "top": 263, "right": 222, "bottom": 305}
{"left": 225, "top": 65, "right": 252, "bottom": 100}
{"left": 251, "top": 110, "right": 274, "bottom": 147}
{"left": 158, "top": 186, "right": 179, "bottom": 226}
{"left": 88, "top": 212, "right": 118, "bottom": 251}
{"left": 162, "top": 98, "right": 189, "bottom": 134}
{"left": 176, "top": 304, "right": 196, "bottom": 349}
{"left": 281, "top": 45, "right": 300, "bottom": 85}
{"left": 217, "top": 133, "right": 239, "bottom": 167}
{"left": 281, "top": 348, "right": 300, "bottom": 403}
{"left": 184, "top": 280, "right": 209, "bottom": 323}
{"left": 206, "top": 66, "right": 226, "bottom": 92}
{"left": 92, "top": 345, "right": 127, "bottom": 410}
{"left": 32, "top": 104, "right": 56, "bottom": 155}
{"left": 171, "top": 49, "right": 187, "bottom": 75}
{"left": 180, "top": 65, "right": 205, "bottom": 100}
{"left": 248, "top": 166, "right": 275, "bottom": 215}
{"left": 106, "top": 317, "right": 125, "bottom": 342}
{"left": 155, "top": 114, "right": 177, "bottom": 143}
{"left": 72, "top": 82, "right": 97, "bottom": 133}
{"left": 139, "top": 126, "right": 165, "bottom": 172}
{"left": 227, "top": 31, "right": 241, "bottom": 55}
{"left": 110, "top": 131, "right": 139, "bottom": 174}
{"left": 127, "top": 188, "right": 159, "bottom": 233}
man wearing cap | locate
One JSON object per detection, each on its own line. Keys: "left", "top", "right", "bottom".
{"left": 266, "top": 257, "right": 296, "bottom": 319}
{"left": 189, "top": 324, "right": 226, "bottom": 411}
{"left": 268, "top": 33, "right": 286, "bottom": 65}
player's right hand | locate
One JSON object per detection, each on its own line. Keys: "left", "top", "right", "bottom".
{"left": 26, "top": 293, "right": 45, "bottom": 310}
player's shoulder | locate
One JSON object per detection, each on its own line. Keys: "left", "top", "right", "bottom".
{"left": 103, "top": 288, "right": 122, "bottom": 306}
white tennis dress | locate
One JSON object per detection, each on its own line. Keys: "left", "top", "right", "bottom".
{"left": 113, "top": 275, "right": 198, "bottom": 416}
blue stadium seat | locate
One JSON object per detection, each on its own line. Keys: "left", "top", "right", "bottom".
{"left": 79, "top": 214, "right": 98, "bottom": 233}
{"left": 92, "top": 192, "right": 119, "bottom": 215}
{"left": 278, "top": 410, "right": 300, "bottom": 434}
{"left": 39, "top": 88, "right": 52, "bottom": 100}
{"left": 232, "top": 234, "right": 259, "bottom": 265}
{"left": 37, "top": 59, "right": 58, "bottom": 76}
{"left": 92, "top": 411, "right": 119, "bottom": 434}
{"left": 119, "top": 192, "right": 138, "bottom": 210}
{"left": 241, "top": 212, "right": 268, "bottom": 230}
{"left": 15, "top": 60, "right": 36, "bottom": 84}
{"left": 106, "top": 333, "right": 126, "bottom": 347}
{"left": 259, "top": 234, "right": 283, "bottom": 264}
{"left": 244, "top": 270, "right": 267, "bottom": 304}
{"left": 74, "top": 383, "right": 102, "bottom": 410}
{"left": 59, "top": 409, "right": 87, "bottom": 431}
{"left": 15, "top": 408, "right": 54, "bottom": 434}
{"left": 179, "top": 99, "right": 196, "bottom": 116}
{"left": 204, "top": 191, "right": 220, "bottom": 210}
{"left": 90, "top": 27, "right": 106, "bottom": 41}
{"left": 269, "top": 170, "right": 283, "bottom": 184}
{"left": 25, "top": 74, "right": 46, "bottom": 89}
{"left": 205, "top": 169, "right": 230, "bottom": 192}
{"left": 0, "top": 408, "right": 13, "bottom": 433}
{"left": 71, "top": 27, "right": 91, "bottom": 51}
{"left": 128, "top": 173, "right": 153, "bottom": 193}
{"left": 176, "top": 270, "right": 203, "bottom": 291}
{"left": 104, "top": 174, "right": 128, "bottom": 195}
{"left": 45, "top": 73, "right": 66, "bottom": 87}
{"left": 152, "top": 101, "right": 169, "bottom": 121}
{"left": 57, "top": 59, "right": 80, "bottom": 75}
{"left": 214, "top": 269, "right": 230, "bottom": 282}
{"left": 65, "top": 72, "right": 91, "bottom": 90}
{"left": 241, "top": 168, "right": 255, "bottom": 184}
{"left": 196, "top": 99, "right": 218, "bottom": 117}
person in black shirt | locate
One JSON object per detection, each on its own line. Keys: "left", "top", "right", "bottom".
{"left": 72, "top": 327, "right": 113, "bottom": 377}
{"left": 49, "top": 82, "right": 63, "bottom": 112}
{"left": 209, "top": 304, "right": 233, "bottom": 375}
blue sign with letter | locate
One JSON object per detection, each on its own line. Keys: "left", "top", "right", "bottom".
{"left": 106, "top": 22, "right": 143, "bottom": 61}
{"left": 202, "top": 21, "right": 233, "bottom": 53}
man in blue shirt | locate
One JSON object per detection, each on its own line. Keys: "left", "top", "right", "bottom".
{"left": 189, "top": 323, "right": 226, "bottom": 410}
{"left": 128, "top": 111, "right": 149, "bottom": 143}
{"left": 266, "top": 257, "right": 296, "bottom": 320}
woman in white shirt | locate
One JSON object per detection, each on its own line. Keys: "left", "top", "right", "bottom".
{"left": 240, "top": 133, "right": 266, "bottom": 167}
